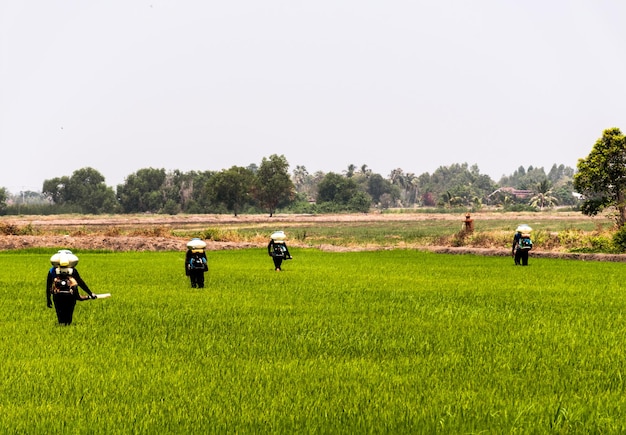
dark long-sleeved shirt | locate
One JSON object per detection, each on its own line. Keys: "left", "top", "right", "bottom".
{"left": 512, "top": 232, "right": 521, "bottom": 253}
{"left": 268, "top": 239, "right": 291, "bottom": 259}
{"left": 185, "top": 250, "right": 208, "bottom": 275}
{"left": 46, "top": 267, "right": 93, "bottom": 306}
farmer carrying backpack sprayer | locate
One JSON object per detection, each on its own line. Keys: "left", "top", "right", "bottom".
{"left": 186, "top": 238, "right": 208, "bottom": 288}
{"left": 512, "top": 224, "right": 533, "bottom": 266}
{"left": 268, "top": 231, "right": 292, "bottom": 271}
{"left": 46, "top": 250, "right": 97, "bottom": 325}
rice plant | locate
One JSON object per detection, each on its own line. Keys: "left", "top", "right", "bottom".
{"left": 1, "top": 248, "right": 626, "bottom": 433}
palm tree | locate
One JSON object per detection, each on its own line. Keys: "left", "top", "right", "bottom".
{"left": 344, "top": 164, "right": 356, "bottom": 178}
{"left": 389, "top": 168, "right": 407, "bottom": 206}
{"left": 359, "top": 164, "right": 371, "bottom": 178}
{"left": 292, "top": 165, "right": 309, "bottom": 190}
{"left": 529, "top": 180, "right": 558, "bottom": 209}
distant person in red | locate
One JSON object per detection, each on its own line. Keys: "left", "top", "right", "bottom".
{"left": 185, "top": 238, "right": 208, "bottom": 288}
{"left": 46, "top": 250, "right": 96, "bottom": 325}
{"left": 267, "top": 231, "right": 292, "bottom": 271}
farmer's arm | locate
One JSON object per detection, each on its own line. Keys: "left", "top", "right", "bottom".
{"left": 72, "top": 269, "right": 94, "bottom": 298}
{"left": 185, "top": 250, "right": 192, "bottom": 275}
{"left": 46, "top": 270, "right": 54, "bottom": 307}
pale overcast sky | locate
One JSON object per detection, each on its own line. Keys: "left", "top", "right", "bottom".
{"left": 2, "top": 1, "right": 626, "bottom": 193}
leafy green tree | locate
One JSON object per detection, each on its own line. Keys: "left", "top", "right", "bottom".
{"left": 160, "top": 170, "right": 184, "bottom": 214}
{"left": 499, "top": 165, "right": 545, "bottom": 190}
{"left": 612, "top": 224, "right": 626, "bottom": 252}
{"left": 42, "top": 167, "right": 118, "bottom": 214}
{"left": 117, "top": 168, "right": 167, "bottom": 213}
{"left": 316, "top": 172, "right": 371, "bottom": 211}
{"left": 552, "top": 180, "right": 579, "bottom": 206}
{"left": 574, "top": 128, "right": 626, "bottom": 226}
{"left": 183, "top": 170, "right": 216, "bottom": 213}
{"left": 367, "top": 173, "right": 396, "bottom": 204}
{"left": 348, "top": 191, "right": 372, "bottom": 212}
{"left": 67, "top": 167, "right": 119, "bottom": 213}
{"left": 547, "top": 164, "right": 574, "bottom": 184}
{"left": 0, "top": 187, "right": 7, "bottom": 214}
{"left": 206, "top": 166, "right": 254, "bottom": 216}
{"left": 42, "top": 176, "right": 71, "bottom": 204}
{"left": 253, "top": 154, "right": 295, "bottom": 217}
{"left": 317, "top": 172, "right": 356, "bottom": 204}
{"left": 426, "top": 163, "right": 495, "bottom": 208}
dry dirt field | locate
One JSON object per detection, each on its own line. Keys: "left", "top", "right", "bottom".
{"left": 1, "top": 212, "right": 624, "bottom": 261}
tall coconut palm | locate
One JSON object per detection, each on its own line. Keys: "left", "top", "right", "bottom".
{"left": 343, "top": 164, "right": 356, "bottom": 178}
{"left": 529, "top": 180, "right": 558, "bottom": 209}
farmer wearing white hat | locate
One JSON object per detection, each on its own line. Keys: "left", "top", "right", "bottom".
{"left": 46, "top": 250, "right": 96, "bottom": 325}
{"left": 185, "top": 238, "right": 208, "bottom": 288}
{"left": 267, "top": 231, "right": 292, "bottom": 271}
{"left": 512, "top": 225, "right": 533, "bottom": 266}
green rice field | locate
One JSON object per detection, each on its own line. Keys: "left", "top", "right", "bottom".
{"left": 2, "top": 247, "right": 626, "bottom": 433}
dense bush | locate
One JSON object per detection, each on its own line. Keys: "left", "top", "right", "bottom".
{"left": 612, "top": 225, "right": 626, "bottom": 253}
{"left": 0, "top": 222, "right": 36, "bottom": 235}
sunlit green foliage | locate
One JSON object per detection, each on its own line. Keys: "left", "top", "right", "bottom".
{"left": 574, "top": 127, "right": 626, "bottom": 226}
{"left": 42, "top": 167, "right": 119, "bottom": 214}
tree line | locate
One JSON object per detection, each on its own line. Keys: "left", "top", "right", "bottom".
{"left": 0, "top": 153, "right": 580, "bottom": 216}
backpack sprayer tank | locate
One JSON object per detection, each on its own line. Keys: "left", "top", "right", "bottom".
{"left": 50, "top": 249, "right": 79, "bottom": 268}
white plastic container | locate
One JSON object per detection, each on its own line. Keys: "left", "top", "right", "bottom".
{"left": 270, "top": 231, "right": 286, "bottom": 241}
{"left": 186, "top": 238, "right": 207, "bottom": 251}
{"left": 50, "top": 250, "right": 79, "bottom": 267}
